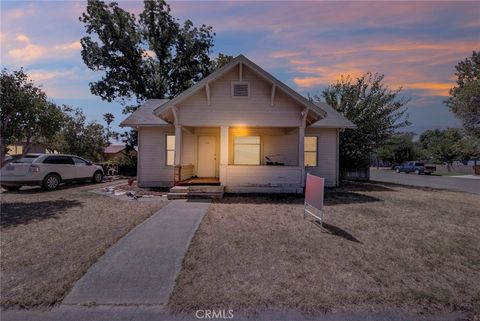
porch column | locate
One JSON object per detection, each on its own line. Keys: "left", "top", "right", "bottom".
{"left": 298, "top": 126, "right": 305, "bottom": 187}
{"left": 174, "top": 124, "right": 182, "bottom": 184}
{"left": 219, "top": 125, "right": 229, "bottom": 186}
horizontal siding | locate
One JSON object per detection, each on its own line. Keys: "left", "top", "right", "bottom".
{"left": 177, "top": 65, "right": 303, "bottom": 127}
{"left": 305, "top": 128, "right": 338, "bottom": 187}
{"left": 180, "top": 164, "right": 194, "bottom": 181}
{"left": 226, "top": 165, "right": 302, "bottom": 187}
{"left": 138, "top": 126, "right": 174, "bottom": 187}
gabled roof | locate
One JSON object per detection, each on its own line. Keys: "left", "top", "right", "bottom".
{"left": 104, "top": 145, "right": 126, "bottom": 154}
{"left": 120, "top": 99, "right": 169, "bottom": 127}
{"left": 310, "top": 102, "right": 357, "bottom": 129}
{"left": 154, "top": 54, "right": 327, "bottom": 119}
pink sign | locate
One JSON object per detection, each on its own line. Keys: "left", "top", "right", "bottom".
{"left": 305, "top": 174, "right": 324, "bottom": 210}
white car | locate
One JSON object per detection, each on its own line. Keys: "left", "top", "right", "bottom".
{"left": 1, "top": 154, "right": 104, "bottom": 191}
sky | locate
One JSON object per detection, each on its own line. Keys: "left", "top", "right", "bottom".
{"left": 1, "top": 1, "right": 479, "bottom": 136}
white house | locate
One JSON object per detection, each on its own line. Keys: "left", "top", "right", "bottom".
{"left": 121, "top": 54, "right": 355, "bottom": 193}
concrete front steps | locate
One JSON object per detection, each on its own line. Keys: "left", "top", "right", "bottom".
{"left": 167, "top": 185, "right": 225, "bottom": 200}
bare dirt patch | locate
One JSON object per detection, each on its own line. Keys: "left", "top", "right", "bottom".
{"left": 0, "top": 182, "right": 168, "bottom": 309}
{"left": 169, "top": 183, "right": 480, "bottom": 315}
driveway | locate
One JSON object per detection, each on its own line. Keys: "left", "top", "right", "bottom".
{"left": 370, "top": 168, "right": 480, "bottom": 194}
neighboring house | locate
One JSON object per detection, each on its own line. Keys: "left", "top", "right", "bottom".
{"left": 103, "top": 144, "right": 137, "bottom": 162}
{"left": 7, "top": 142, "right": 48, "bottom": 155}
{"left": 121, "top": 55, "right": 355, "bottom": 192}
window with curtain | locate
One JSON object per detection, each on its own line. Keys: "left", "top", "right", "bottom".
{"left": 304, "top": 136, "right": 317, "bottom": 166}
{"left": 234, "top": 136, "right": 261, "bottom": 165}
{"left": 166, "top": 135, "right": 175, "bottom": 166}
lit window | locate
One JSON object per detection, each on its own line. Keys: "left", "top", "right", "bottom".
{"left": 166, "top": 135, "right": 175, "bottom": 166}
{"left": 234, "top": 136, "right": 260, "bottom": 165}
{"left": 304, "top": 136, "right": 317, "bottom": 166}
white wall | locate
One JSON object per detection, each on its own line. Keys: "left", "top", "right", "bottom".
{"left": 137, "top": 126, "right": 174, "bottom": 187}
{"left": 225, "top": 165, "right": 303, "bottom": 193}
{"left": 177, "top": 65, "right": 304, "bottom": 127}
{"left": 305, "top": 128, "right": 339, "bottom": 187}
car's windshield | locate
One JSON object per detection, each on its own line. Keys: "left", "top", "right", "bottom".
{"left": 415, "top": 162, "right": 425, "bottom": 166}
{"left": 12, "top": 155, "right": 40, "bottom": 164}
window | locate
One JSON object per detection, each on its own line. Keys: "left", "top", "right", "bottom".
{"left": 13, "top": 155, "right": 39, "bottom": 164}
{"left": 234, "top": 136, "right": 260, "bottom": 165}
{"left": 166, "top": 135, "right": 175, "bottom": 166}
{"left": 304, "top": 136, "right": 317, "bottom": 167}
{"left": 43, "top": 156, "right": 74, "bottom": 165}
{"left": 73, "top": 157, "right": 88, "bottom": 165}
{"left": 232, "top": 82, "right": 250, "bottom": 97}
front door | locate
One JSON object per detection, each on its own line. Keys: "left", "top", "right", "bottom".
{"left": 197, "top": 136, "right": 216, "bottom": 177}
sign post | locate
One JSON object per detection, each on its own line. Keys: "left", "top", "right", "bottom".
{"left": 304, "top": 173, "right": 325, "bottom": 226}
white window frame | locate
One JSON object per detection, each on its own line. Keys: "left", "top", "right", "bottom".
{"left": 166, "top": 134, "right": 175, "bottom": 166}
{"left": 233, "top": 135, "right": 261, "bottom": 165}
{"left": 231, "top": 81, "right": 250, "bottom": 98}
{"left": 304, "top": 136, "right": 318, "bottom": 167}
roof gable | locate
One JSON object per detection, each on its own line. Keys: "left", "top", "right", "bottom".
{"left": 154, "top": 55, "right": 326, "bottom": 120}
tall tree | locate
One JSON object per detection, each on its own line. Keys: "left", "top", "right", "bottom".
{"left": 80, "top": 0, "right": 216, "bottom": 106}
{"left": 318, "top": 73, "right": 410, "bottom": 171}
{"left": 102, "top": 113, "right": 117, "bottom": 145}
{"left": 446, "top": 51, "right": 480, "bottom": 137}
{"left": 0, "top": 69, "right": 64, "bottom": 165}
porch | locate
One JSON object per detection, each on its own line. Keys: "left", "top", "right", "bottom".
{"left": 172, "top": 125, "right": 308, "bottom": 194}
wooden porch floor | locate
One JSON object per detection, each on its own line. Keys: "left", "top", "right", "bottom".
{"left": 177, "top": 177, "right": 220, "bottom": 186}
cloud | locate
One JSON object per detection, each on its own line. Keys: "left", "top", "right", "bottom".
{"left": 405, "top": 82, "right": 453, "bottom": 97}
{"left": 15, "top": 34, "right": 30, "bottom": 43}
{"left": 6, "top": 37, "right": 81, "bottom": 65}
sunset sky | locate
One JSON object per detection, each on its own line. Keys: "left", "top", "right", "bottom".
{"left": 1, "top": 1, "right": 479, "bottom": 135}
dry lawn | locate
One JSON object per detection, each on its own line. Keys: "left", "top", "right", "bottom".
{"left": 0, "top": 182, "right": 168, "bottom": 309}
{"left": 169, "top": 182, "right": 480, "bottom": 315}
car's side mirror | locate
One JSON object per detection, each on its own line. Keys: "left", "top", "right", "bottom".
{"left": 86, "top": 161, "right": 92, "bottom": 166}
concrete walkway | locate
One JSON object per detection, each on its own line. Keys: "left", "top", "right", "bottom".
{"left": 63, "top": 199, "right": 210, "bottom": 306}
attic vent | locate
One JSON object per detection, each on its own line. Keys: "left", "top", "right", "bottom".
{"left": 232, "top": 82, "right": 250, "bottom": 97}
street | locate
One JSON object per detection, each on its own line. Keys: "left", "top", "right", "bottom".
{"left": 370, "top": 168, "right": 480, "bottom": 194}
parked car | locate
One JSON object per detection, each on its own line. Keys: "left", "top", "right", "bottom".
{"left": 0, "top": 154, "right": 104, "bottom": 191}
{"left": 394, "top": 161, "right": 436, "bottom": 175}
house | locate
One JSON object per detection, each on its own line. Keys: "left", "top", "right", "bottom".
{"left": 103, "top": 144, "right": 137, "bottom": 162}
{"left": 7, "top": 142, "right": 48, "bottom": 155}
{"left": 121, "top": 55, "right": 355, "bottom": 193}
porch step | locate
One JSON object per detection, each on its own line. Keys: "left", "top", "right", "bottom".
{"left": 167, "top": 185, "right": 224, "bottom": 200}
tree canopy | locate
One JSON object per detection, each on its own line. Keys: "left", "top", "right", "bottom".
{"left": 51, "top": 107, "right": 107, "bottom": 162}
{"left": 418, "top": 128, "right": 462, "bottom": 168}
{"left": 80, "top": 0, "right": 227, "bottom": 107}
{"left": 318, "top": 73, "right": 410, "bottom": 170}
{"left": 376, "top": 132, "right": 417, "bottom": 165}
{"left": 446, "top": 51, "right": 480, "bottom": 138}
{"left": 0, "top": 69, "right": 64, "bottom": 164}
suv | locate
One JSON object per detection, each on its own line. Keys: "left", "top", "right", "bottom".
{"left": 394, "top": 162, "right": 436, "bottom": 175}
{"left": 1, "top": 154, "right": 104, "bottom": 191}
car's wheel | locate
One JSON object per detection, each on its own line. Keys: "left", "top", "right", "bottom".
{"left": 3, "top": 186, "right": 21, "bottom": 192}
{"left": 92, "top": 171, "right": 103, "bottom": 183}
{"left": 42, "top": 173, "right": 61, "bottom": 191}
{"left": 415, "top": 169, "right": 420, "bottom": 175}
{"left": 395, "top": 168, "right": 400, "bottom": 173}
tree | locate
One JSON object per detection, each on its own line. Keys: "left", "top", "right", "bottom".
{"left": 377, "top": 132, "right": 416, "bottom": 165}
{"left": 209, "top": 53, "right": 234, "bottom": 72}
{"left": 80, "top": 0, "right": 217, "bottom": 105}
{"left": 102, "top": 113, "right": 118, "bottom": 145}
{"left": 318, "top": 73, "right": 410, "bottom": 171}
{"left": 447, "top": 51, "right": 480, "bottom": 137}
{"left": 51, "top": 107, "right": 107, "bottom": 162}
{"left": 418, "top": 128, "right": 462, "bottom": 170}
{"left": 0, "top": 69, "right": 64, "bottom": 165}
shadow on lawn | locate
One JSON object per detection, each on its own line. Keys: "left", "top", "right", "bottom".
{"left": 221, "top": 191, "right": 381, "bottom": 206}
{"left": 0, "top": 199, "right": 83, "bottom": 228}
{"left": 317, "top": 222, "right": 362, "bottom": 243}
